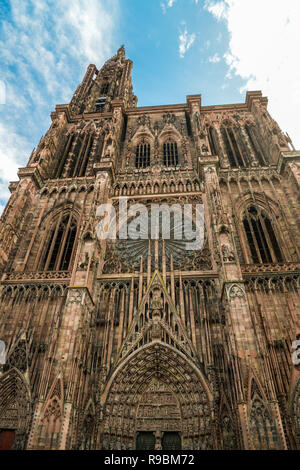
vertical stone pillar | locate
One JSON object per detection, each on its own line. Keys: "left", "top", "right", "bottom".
{"left": 278, "top": 152, "right": 300, "bottom": 188}
{"left": 200, "top": 156, "right": 288, "bottom": 450}
{"left": 26, "top": 400, "right": 44, "bottom": 449}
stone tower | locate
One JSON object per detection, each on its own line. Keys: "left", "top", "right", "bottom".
{"left": 0, "top": 46, "right": 299, "bottom": 450}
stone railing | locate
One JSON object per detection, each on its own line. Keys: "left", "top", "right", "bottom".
{"left": 241, "top": 262, "right": 300, "bottom": 274}
{"left": 2, "top": 271, "right": 71, "bottom": 282}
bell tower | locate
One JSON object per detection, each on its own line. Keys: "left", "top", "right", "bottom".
{"left": 69, "top": 45, "right": 137, "bottom": 115}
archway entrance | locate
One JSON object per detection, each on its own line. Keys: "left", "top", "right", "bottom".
{"left": 100, "top": 342, "right": 214, "bottom": 450}
{"left": 162, "top": 432, "right": 181, "bottom": 450}
{"left": 0, "top": 369, "right": 31, "bottom": 450}
{"left": 136, "top": 432, "right": 155, "bottom": 450}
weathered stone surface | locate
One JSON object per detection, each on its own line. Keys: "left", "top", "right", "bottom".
{"left": 0, "top": 47, "right": 299, "bottom": 451}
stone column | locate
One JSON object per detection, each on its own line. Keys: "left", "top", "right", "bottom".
{"left": 200, "top": 156, "right": 288, "bottom": 450}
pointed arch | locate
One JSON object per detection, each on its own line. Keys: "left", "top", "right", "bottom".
{"left": 0, "top": 368, "right": 31, "bottom": 449}
{"left": 40, "top": 212, "right": 78, "bottom": 271}
{"left": 100, "top": 341, "right": 214, "bottom": 450}
{"left": 233, "top": 193, "right": 286, "bottom": 264}
{"left": 36, "top": 375, "right": 64, "bottom": 450}
{"left": 248, "top": 378, "right": 279, "bottom": 450}
{"left": 219, "top": 399, "right": 238, "bottom": 450}
{"left": 242, "top": 205, "right": 283, "bottom": 263}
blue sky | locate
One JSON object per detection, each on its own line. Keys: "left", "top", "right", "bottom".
{"left": 0, "top": 0, "right": 299, "bottom": 214}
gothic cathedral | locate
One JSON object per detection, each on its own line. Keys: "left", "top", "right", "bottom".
{"left": 0, "top": 46, "right": 299, "bottom": 450}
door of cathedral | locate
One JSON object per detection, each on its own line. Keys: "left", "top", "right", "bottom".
{"left": 0, "top": 429, "right": 16, "bottom": 450}
{"left": 136, "top": 431, "right": 182, "bottom": 450}
{"left": 161, "top": 432, "right": 181, "bottom": 450}
{"left": 136, "top": 432, "right": 155, "bottom": 450}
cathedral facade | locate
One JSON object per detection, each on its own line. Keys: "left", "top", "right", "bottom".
{"left": 0, "top": 46, "right": 299, "bottom": 450}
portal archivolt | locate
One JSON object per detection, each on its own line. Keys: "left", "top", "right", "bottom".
{"left": 0, "top": 368, "right": 31, "bottom": 449}
{"left": 100, "top": 342, "right": 214, "bottom": 450}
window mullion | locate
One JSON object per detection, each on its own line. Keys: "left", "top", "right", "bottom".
{"left": 247, "top": 213, "right": 263, "bottom": 263}
{"left": 144, "top": 145, "right": 146, "bottom": 167}
{"left": 79, "top": 133, "right": 93, "bottom": 177}
{"left": 55, "top": 213, "right": 73, "bottom": 270}
{"left": 243, "top": 218, "right": 257, "bottom": 263}
{"left": 208, "top": 127, "right": 216, "bottom": 155}
{"left": 139, "top": 145, "right": 142, "bottom": 168}
{"left": 226, "top": 127, "right": 240, "bottom": 167}
{"left": 44, "top": 212, "right": 64, "bottom": 271}
{"left": 136, "top": 145, "right": 139, "bottom": 168}
{"left": 232, "top": 127, "right": 247, "bottom": 167}
{"left": 247, "top": 126, "right": 266, "bottom": 165}
{"left": 56, "top": 134, "right": 73, "bottom": 178}
{"left": 260, "top": 216, "right": 277, "bottom": 263}
{"left": 253, "top": 216, "right": 270, "bottom": 263}
{"left": 73, "top": 134, "right": 88, "bottom": 177}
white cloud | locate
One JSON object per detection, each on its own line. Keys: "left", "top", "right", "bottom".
{"left": 205, "top": 0, "right": 300, "bottom": 148}
{"left": 0, "top": 122, "right": 30, "bottom": 183}
{"left": 161, "top": 0, "right": 177, "bottom": 13}
{"left": 204, "top": 0, "right": 227, "bottom": 21}
{"left": 0, "top": 121, "right": 32, "bottom": 207}
{"left": 0, "top": 0, "right": 119, "bottom": 215}
{"left": 179, "top": 28, "right": 196, "bottom": 58}
{"left": 209, "top": 53, "right": 221, "bottom": 63}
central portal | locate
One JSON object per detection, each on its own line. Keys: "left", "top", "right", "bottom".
{"left": 101, "top": 343, "right": 213, "bottom": 450}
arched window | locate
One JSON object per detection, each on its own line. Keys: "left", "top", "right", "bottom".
{"left": 135, "top": 141, "right": 150, "bottom": 168}
{"left": 163, "top": 140, "right": 178, "bottom": 166}
{"left": 244, "top": 125, "right": 266, "bottom": 166}
{"left": 73, "top": 133, "right": 93, "bottom": 177}
{"left": 56, "top": 133, "right": 94, "bottom": 178}
{"left": 242, "top": 206, "right": 283, "bottom": 263}
{"left": 221, "top": 126, "right": 246, "bottom": 168}
{"left": 40, "top": 214, "right": 78, "bottom": 271}
{"left": 249, "top": 398, "right": 278, "bottom": 450}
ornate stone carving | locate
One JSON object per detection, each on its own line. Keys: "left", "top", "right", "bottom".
{"left": 222, "top": 244, "right": 235, "bottom": 263}
{"left": 228, "top": 284, "right": 246, "bottom": 300}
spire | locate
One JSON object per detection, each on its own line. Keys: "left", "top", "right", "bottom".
{"left": 69, "top": 43, "right": 137, "bottom": 115}
{"left": 117, "top": 45, "right": 126, "bottom": 59}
